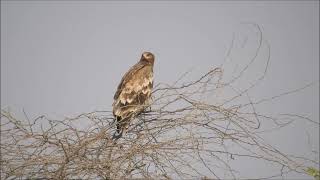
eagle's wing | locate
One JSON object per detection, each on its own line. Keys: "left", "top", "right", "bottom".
{"left": 113, "top": 62, "right": 146, "bottom": 100}
{"left": 112, "top": 61, "right": 153, "bottom": 120}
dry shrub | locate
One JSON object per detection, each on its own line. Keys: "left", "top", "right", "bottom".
{"left": 1, "top": 24, "right": 319, "bottom": 179}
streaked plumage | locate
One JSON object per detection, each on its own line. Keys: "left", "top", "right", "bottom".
{"left": 112, "top": 52, "right": 155, "bottom": 135}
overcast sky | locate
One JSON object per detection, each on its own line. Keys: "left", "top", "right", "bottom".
{"left": 1, "top": 1, "right": 319, "bottom": 179}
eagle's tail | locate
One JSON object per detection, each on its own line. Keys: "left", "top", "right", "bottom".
{"left": 112, "top": 116, "right": 123, "bottom": 141}
{"left": 113, "top": 116, "right": 128, "bottom": 140}
{"left": 116, "top": 116, "right": 122, "bottom": 133}
{"left": 112, "top": 130, "right": 122, "bottom": 141}
{"left": 116, "top": 124, "right": 121, "bottom": 134}
{"left": 113, "top": 114, "right": 134, "bottom": 140}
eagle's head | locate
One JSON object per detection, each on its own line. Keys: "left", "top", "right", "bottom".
{"left": 141, "top": 52, "right": 155, "bottom": 65}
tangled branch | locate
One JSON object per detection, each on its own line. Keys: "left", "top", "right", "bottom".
{"left": 1, "top": 24, "right": 318, "bottom": 179}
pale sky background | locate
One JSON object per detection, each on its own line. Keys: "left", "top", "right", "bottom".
{"left": 1, "top": 1, "right": 319, "bottom": 179}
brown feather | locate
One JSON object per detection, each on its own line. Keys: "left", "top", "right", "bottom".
{"left": 112, "top": 52, "right": 154, "bottom": 134}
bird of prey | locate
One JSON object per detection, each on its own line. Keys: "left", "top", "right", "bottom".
{"left": 112, "top": 52, "right": 155, "bottom": 136}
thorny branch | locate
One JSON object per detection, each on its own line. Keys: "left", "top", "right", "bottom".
{"left": 1, "top": 24, "right": 319, "bottom": 179}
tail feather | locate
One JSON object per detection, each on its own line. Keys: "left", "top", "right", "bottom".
{"left": 114, "top": 113, "right": 135, "bottom": 137}
{"left": 112, "top": 116, "right": 123, "bottom": 141}
{"left": 116, "top": 123, "right": 121, "bottom": 133}
{"left": 116, "top": 116, "right": 122, "bottom": 133}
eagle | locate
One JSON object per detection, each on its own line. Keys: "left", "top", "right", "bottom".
{"left": 112, "top": 52, "right": 155, "bottom": 136}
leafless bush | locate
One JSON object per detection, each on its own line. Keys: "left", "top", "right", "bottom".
{"left": 1, "top": 24, "right": 319, "bottom": 179}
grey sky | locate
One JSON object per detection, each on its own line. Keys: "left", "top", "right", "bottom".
{"left": 1, "top": 1, "right": 319, "bottom": 179}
